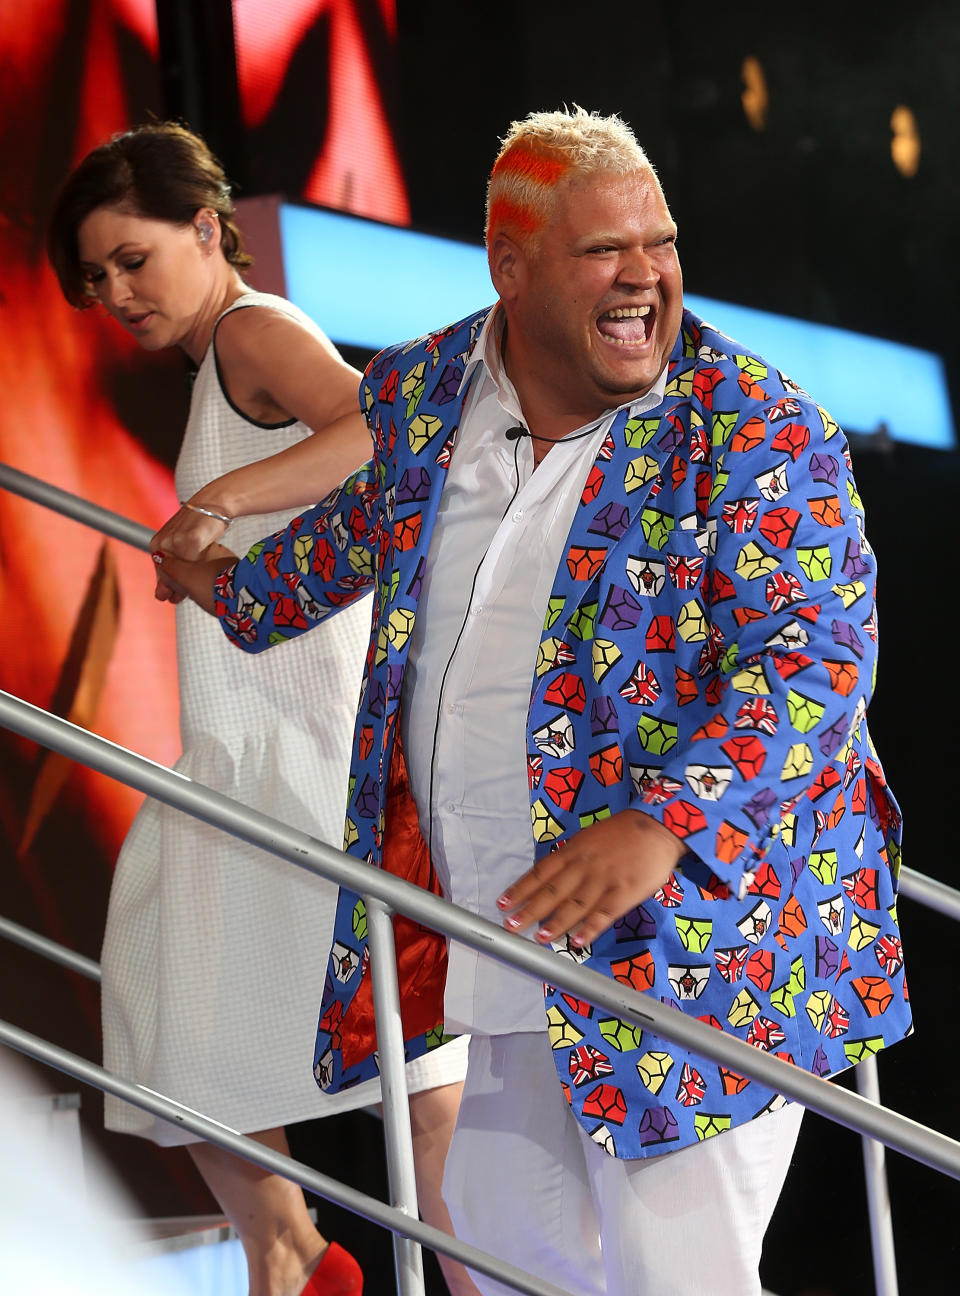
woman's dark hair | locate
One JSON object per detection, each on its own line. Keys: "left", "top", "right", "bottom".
{"left": 47, "top": 121, "right": 252, "bottom": 307}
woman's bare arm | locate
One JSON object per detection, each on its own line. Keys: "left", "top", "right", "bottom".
{"left": 152, "top": 306, "right": 372, "bottom": 563}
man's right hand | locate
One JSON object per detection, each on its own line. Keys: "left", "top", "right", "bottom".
{"left": 152, "top": 551, "right": 235, "bottom": 614}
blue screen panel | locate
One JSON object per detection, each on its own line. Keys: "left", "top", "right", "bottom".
{"left": 280, "top": 203, "right": 955, "bottom": 449}
{"left": 280, "top": 205, "right": 493, "bottom": 351}
{"left": 685, "top": 294, "right": 955, "bottom": 450}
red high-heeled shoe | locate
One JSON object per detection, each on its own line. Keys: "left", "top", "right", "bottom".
{"left": 300, "top": 1241, "right": 363, "bottom": 1295}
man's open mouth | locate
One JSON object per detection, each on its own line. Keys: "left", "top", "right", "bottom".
{"left": 596, "top": 305, "right": 653, "bottom": 345}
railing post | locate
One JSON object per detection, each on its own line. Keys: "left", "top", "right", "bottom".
{"left": 365, "top": 895, "right": 425, "bottom": 1296}
{"left": 856, "top": 1056, "right": 900, "bottom": 1296}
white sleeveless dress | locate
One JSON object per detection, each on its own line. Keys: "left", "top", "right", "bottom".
{"left": 101, "top": 292, "right": 466, "bottom": 1144}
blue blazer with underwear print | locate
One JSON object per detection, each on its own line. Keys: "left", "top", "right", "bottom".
{"left": 215, "top": 306, "right": 911, "bottom": 1160}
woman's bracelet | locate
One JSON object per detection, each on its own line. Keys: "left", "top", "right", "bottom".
{"left": 179, "top": 500, "right": 232, "bottom": 526}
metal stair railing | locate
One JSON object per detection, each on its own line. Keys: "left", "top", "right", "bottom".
{"left": 4, "top": 690, "right": 960, "bottom": 1296}
{"left": 2, "top": 461, "right": 957, "bottom": 1296}
{"left": 11, "top": 868, "right": 960, "bottom": 1296}
{"left": 0, "top": 914, "right": 101, "bottom": 982}
{"left": 0, "top": 462, "right": 154, "bottom": 551}
{"left": 5, "top": 687, "right": 959, "bottom": 1178}
{"left": 0, "top": 1015, "right": 571, "bottom": 1296}
{"left": 0, "top": 460, "right": 947, "bottom": 919}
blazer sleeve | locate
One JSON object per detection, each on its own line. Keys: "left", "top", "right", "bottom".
{"left": 212, "top": 331, "right": 427, "bottom": 654}
{"left": 631, "top": 393, "right": 884, "bottom": 888}
{"left": 214, "top": 460, "right": 381, "bottom": 653}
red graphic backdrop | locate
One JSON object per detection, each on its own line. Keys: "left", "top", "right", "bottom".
{"left": 0, "top": 0, "right": 407, "bottom": 1216}
{"left": 233, "top": 0, "right": 410, "bottom": 224}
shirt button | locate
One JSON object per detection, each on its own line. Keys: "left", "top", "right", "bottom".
{"left": 446, "top": 801, "right": 457, "bottom": 813}
{"left": 512, "top": 509, "right": 524, "bottom": 523}
{"left": 473, "top": 604, "right": 484, "bottom": 616}
{"left": 447, "top": 701, "right": 462, "bottom": 714}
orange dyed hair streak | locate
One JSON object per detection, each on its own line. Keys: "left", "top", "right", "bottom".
{"left": 485, "top": 141, "right": 571, "bottom": 245}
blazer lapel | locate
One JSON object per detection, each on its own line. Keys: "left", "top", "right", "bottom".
{"left": 536, "top": 327, "right": 698, "bottom": 675}
{"left": 378, "top": 316, "right": 487, "bottom": 711}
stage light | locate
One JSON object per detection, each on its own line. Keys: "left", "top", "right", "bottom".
{"left": 890, "top": 105, "right": 921, "bottom": 177}
{"left": 741, "top": 56, "right": 768, "bottom": 131}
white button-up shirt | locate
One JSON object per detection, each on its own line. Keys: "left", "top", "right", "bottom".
{"left": 400, "top": 307, "right": 668, "bottom": 1034}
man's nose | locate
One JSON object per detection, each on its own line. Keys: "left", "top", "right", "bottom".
{"left": 617, "top": 247, "right": 658, "bottom": 287}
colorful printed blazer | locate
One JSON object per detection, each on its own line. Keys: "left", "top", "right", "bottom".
{"left": 217, "top": 307, "right": 911, "bottom": 1160}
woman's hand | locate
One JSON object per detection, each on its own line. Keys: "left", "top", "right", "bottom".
{"left": 151, "top": 500, "right": 230, "bottom": 563}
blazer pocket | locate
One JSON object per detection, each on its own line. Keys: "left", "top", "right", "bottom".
{"left": 665, "top": 520, "right": 716, "bottom": 559}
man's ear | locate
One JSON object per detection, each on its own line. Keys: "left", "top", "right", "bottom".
{"left": 488, "top": 232, "right": 525, "bottom": 302}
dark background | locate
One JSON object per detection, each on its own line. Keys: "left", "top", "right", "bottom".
{"left": 2, "top": 1, "right": 957, "bottom": 1292}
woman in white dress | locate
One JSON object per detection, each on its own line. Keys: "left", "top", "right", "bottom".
{"left": 47, "top": 123, "right": 472, "bottom": 1296}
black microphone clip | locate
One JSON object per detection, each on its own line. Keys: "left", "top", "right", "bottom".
{"left": 504, "top": 425, "right": 528, "bottom": 441}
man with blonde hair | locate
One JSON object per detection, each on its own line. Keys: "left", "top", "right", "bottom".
{"left": 484, "top": 105, "right": 651, "bottom": 248}
{"left": 163, "top": 106, "right": 910, "bottom": 1294}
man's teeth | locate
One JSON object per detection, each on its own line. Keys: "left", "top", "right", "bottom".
{"left": 598, "top": 304, "right": 652, "bottom": 344}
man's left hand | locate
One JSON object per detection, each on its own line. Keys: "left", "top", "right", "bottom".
{"left": 497, "top": 810, "right": 687, "bottom": 948}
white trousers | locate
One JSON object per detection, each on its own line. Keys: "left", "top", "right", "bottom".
{"left": 442, "top": 1032, "right": 804, "bottom": 1296}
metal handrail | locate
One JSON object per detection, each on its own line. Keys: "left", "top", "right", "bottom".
{"left": 7, "top": 882, "right": 953, "bottom": 1296}
{"left": 0, "top": 914, "right": 101, "bottom": 982}
{"left": 0, "top": 462, "right": 153, "bottom": 551}
{"left": 1, "top": 687, "right": 957, "bottom": 1184}
{"left": 856, "top": 1057, "right": 900, "bottom": 1295}
{"left": 14, "top": 870, "right": 960, "bottom": 1296}
{"left": 0, "top": 1016, "right": 571, "bottom": 1296}
{"left": 896, "top": 868, "right": 960, "bottom": 924}
{"left": 366, "top": 894, "right": 425, "bottom": 1292}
